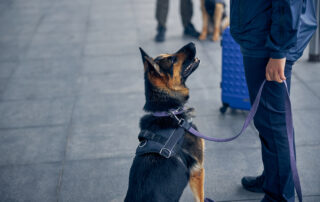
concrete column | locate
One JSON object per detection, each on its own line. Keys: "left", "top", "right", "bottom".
{"left": 309, "top": 0, "right": 320, "bottom": 62}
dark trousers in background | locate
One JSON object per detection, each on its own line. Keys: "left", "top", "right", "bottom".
{"left": 156, "top": 0, "right": 193, "bottom": 28}
{"left": 243, "top": 56, "right": 296, "bottom": 202}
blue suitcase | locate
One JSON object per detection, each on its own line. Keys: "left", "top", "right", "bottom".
{"left": 220, "top": 27, "right": 251, "bottom": 113}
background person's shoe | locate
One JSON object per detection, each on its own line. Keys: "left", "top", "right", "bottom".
{"left": 184, "top": 23, "right": 200, "bottom": 38}
{"left": 155, "top": 25, "right": 166, "bottom": 42}
{"left": 241, "top": 175, "right": 265, "bottom": 193}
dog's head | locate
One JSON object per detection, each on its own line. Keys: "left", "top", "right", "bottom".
{"left": 139, "top": 42, "right": 200, "bottom": 112}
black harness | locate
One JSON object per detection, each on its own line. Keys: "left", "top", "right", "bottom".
{"left": 136, "top": 119, "right": 192, "bottom": 159}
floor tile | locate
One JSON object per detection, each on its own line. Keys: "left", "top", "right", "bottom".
{"left": 82, "top": 55, "right": 140, "bottom": 75}
{"left": 0, "top": 61, "right": 19, "bottom": 78}
{"left": 66, "top": 121, "right": 138, "bottom": 160}
{"left": 0, "top": 163, "right": 61, "bottom": 202}
{"left": 78, "top": 71, "right": 143, "bottom": 95}
{"left": 13, "top": 58, "right": 80, "bottom": 79}
{"left": 0, "top": 126, "right": 67, "bottom": 165}
{"left": 2, "top": 77, "right": 77, "bottom": 100}
{"left": 0, "top": 98, "right": 74, "bottom": 128}
{"left": 73, "top": 92, "right": 144, "bottom": 125}
{"left": 59, "top": 158, "right": 131, "bottom": 202}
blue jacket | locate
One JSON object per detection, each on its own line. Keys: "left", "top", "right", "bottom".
{"left": 230, "top": 0, "right": 317, "bottom": 61}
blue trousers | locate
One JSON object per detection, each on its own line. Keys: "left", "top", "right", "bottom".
{"left": 243, "top": 56, "right": 296, "bottom": 202}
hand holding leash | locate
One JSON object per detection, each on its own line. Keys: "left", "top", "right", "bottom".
{"left": 266, "top": 58, "right": 286, "bottom": 83}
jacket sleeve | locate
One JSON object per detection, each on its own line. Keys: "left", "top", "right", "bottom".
{"left": 265, "top": 0, "right": 303, "bottom": 59}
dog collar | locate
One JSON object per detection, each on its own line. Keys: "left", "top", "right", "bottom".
{"left": 152, "top": 107, "right": 186, "bottom": 117}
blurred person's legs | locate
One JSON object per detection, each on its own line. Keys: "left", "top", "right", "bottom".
{"left": 243, "top": 56, "right": 295, "bottom": 202}
{"left": 181, "top": 0, "right": 199, "bottom": 38}
{"left": 155, "top": 0, "right": 199, "bottom": 42}
{"left": 241, "top": 172, "right": 265, "bottom": 193}
{"left": 155, "top": 0, "right": 168, "bottom": 42}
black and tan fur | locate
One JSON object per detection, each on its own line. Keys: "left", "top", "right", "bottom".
{"left": 199, "top": 0, "right": 229, "bottom": 41}
{"left": 125, "top": 43, "right": 205, "bottom": 202}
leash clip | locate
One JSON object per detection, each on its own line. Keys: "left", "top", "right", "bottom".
{"left": 168, "top": 109, "right": 183, "bottom": 125}
{"left": 168, "top": 109, "right": 190, "bottom": 130}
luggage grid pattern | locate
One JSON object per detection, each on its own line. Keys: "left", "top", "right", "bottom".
{"left": 220, "top": 28, "right": 251, "bottom": 111}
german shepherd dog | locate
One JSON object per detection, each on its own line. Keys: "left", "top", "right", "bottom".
{"left": 199, "top": 0, "right": 229, "bottom": 41}
{"left": 125, "top": 43, "right": 206, "bottom": 202}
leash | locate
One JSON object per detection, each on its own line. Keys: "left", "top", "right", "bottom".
{"left": 152, "top": 80, "right": 302, "bottom": 202}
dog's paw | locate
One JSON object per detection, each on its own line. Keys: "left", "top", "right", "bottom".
{"left": 211, "top": 33, "right": 220, "bottom": 42}
{"left": 199, "top": 33, "right": 207, "bottom": 40}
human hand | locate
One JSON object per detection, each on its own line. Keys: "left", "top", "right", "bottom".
{"left": 265, "top": 58, "right": 286, "bottom": 83}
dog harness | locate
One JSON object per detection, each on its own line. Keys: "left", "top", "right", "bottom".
{"left": 136, "top": 118, "right": 192, "bottom": 159}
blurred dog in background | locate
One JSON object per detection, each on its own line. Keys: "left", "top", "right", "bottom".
{"left": 199, "top": 0, "right": 229, "bottom": 41}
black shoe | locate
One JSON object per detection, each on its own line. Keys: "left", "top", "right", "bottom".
{"left": 241, "top": 174, "right": 265, "bottom": 193}
{"left": 155, "top": 25, "right": 166, "bottom": 42}
{"left": 183, "top": 23, "right": 200, "bottom": 38}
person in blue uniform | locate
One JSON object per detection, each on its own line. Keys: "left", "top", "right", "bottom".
{"left": 230, "top": 0, "right": 317, "bottom": 201}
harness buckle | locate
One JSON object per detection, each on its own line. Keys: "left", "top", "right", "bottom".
{"left": 179, "top": 119, "right": 191, "bottom": 130}
{"left": 159, "top": 148, "right": 172, "bottom": 158}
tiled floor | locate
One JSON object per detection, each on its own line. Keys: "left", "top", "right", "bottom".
{"left": 0, "top": 0, "right": 319, "bottom": 201}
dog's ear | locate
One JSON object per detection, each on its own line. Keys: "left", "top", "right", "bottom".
{"left": 139, "top": 47, "right": 161, "bottom": 75}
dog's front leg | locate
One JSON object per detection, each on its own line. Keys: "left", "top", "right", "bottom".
{"left": 189, "top": 166, "right": 205, "bottom": 202}
{"left": 221, "top": 16, "right": 230, "bottom": 32}
{"left": 212, "top": 3, "right": 224, "bottom": 41}
{"left": 199, "top": 0, "right": 208, "bottom": 40}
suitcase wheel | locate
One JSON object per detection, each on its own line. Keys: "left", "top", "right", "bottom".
{"left": 220, "top": 103, "right": 229, "bottom": 114}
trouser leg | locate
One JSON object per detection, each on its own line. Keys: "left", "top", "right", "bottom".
{"left": 180, "top": 0, "right": 193, "bottom": 28}
{"left": 156, "top": 0, "right": 169, "bottom": 27}
{"left": 243, "top": 56, "right": 295, "bottom": 202}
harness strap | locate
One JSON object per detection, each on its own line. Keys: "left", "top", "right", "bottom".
{"left": 160, "top": 127, "right": 185, "bottom": 158}
{"left": 137, "top": 128, "right": 184, "bottom": 159}
{"left": 139, "top": 130, "right": 168, "bottom": 144}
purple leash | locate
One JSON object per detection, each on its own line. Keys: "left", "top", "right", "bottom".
{"left": 188, "top": 80, "right": 265, "bottom": 142}
{"left": 284, "top": 81, "right": 302, "bottom": 202}
{"left": 153, "top": 80, "right": 302, "bottom": 202}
